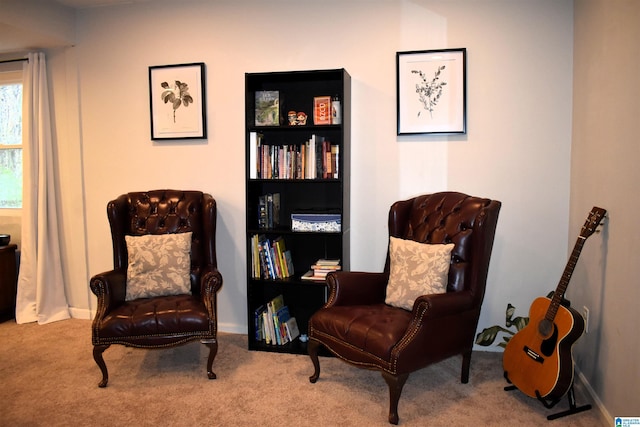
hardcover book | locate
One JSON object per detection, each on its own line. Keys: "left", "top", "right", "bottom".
{"left": 254, "top": 304, "right": 266, "bottom": 340}
{"left": 249, "top": 132, "right": 262, "bottom": 179}
{"left": 284, "top": 317, "right": 300, "bottom": 341}
{"left": 313, "top": 96, "right": 331, "bottom": 125}
{"left": 301, "top": 270, "right": 326, "bottom": 281}
{"left": 255, "top": 91, "right": 280, "bottom": 126}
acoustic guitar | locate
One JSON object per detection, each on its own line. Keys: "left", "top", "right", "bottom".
{"left": 502, "top": 206, "right": 606, "bottom": 401}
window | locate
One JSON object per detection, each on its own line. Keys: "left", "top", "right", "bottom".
{"left": 0, "top": 69, "right": 23, "bottom": 209}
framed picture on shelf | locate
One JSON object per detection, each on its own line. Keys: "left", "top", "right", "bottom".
{"left": 149, "top": 62, "right": 206, "bottom": 140}
{"left": 396, "top": 48, "right": 466, "bottom": 135}
{"left": 255, "top": 90, "right": 280, "bottom": 126}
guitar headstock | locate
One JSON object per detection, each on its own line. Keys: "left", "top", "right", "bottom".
{"left": 581, "top": 206, "right": 607, "bottom": 239}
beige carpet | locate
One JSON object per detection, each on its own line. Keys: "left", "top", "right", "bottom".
{"left": 0, "top": 319, "right": 605, "bottom": 426}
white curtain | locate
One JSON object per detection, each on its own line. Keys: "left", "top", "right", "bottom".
{"left": 15, "top": 52, "right": 70, "bottom": 324}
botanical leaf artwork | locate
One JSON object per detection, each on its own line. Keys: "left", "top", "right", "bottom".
{"left": 412, "top": 66, "right": 446, "bottom": 118}
{"left": 160, "top": 80, "right": 194, "bottom": 123}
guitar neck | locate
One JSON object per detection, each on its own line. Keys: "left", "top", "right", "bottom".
{"left": 541, "top": 206, "right": 606, "bottom": 324}
{"left": 545, "top": 236, "right": 586, "bottom": 321}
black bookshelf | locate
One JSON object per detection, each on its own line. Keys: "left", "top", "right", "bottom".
{"left": 245, "top": 69, "right": 350, "bottom": 354}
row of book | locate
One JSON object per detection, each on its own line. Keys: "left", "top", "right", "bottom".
{"left": 301, "top": 258, "right": 341, "bottom": 281}
{"left": 254, "top": 294, "right": 300, "bottom": 345}
{"left": 258, "top": 192, "right": 280, "bottom": 229}
{"left": 250, "top": 234, "right": 294, "bottom": 280}
{"left": 249, "top": 132, "right": 339, "bottom": 180}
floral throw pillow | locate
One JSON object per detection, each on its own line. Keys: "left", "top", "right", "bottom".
{"left": 384, "top": 237, "right": 454, "bottom": 311}
{"left": 125, "top": 232, "right": 192, "bottom": 301}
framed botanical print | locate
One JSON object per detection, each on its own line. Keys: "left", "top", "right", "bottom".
{"left": 397, "top": 49, "right": 466, "bottom": 135}
{"left": 149, "top": 62, "right": 206, "bottom": 140}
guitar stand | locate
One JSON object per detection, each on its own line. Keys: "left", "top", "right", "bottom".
{"left": 504, "top": 374, "right": 592, "bottom": 420}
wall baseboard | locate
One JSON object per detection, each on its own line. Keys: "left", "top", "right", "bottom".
{"left": 69, "top": 307, "right": 92, "bottom": 320}
{"left": 218, "top": 322, "right": 246, "bottom": 335}
{"left": 575, "top": 367, "right": 611, "bottom": 425}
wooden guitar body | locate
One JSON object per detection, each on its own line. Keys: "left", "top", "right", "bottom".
{"left": 503, "top": 296, "right": 585, "bottom": 400}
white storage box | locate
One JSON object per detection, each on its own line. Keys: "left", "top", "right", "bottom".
{"left": 291, "top": 213, "right": 341, "bottom": 232}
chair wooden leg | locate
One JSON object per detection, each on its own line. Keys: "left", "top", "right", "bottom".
{"left": 308, "top": 339, "right": 321, "bottom": 383}
{"left": 461, "top": 350, "right": 472, "bottom": 384}
{"left": 382, "top": 371, "right": 409, "bottom": 425}
{"left": 93, "top": 344, "right": 110, "bottom": 388}
{"left": 201, "top": 339, "right": 218, "bottom": 379}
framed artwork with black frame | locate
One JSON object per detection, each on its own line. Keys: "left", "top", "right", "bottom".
{"left": 396, "top": 48, "right": 466, "bottom": 135}
{"left": 149, "top": 62, "right": 207, "bottom": 140}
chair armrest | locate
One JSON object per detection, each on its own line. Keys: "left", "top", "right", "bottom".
{"left": 326, "top": 271, "right": 389, "bottom": 307}
{"left": 413, "top": 290, "right": 475, "bottom": 319}
{"left": 90, "top": 269, "right": 127, "bottom": 316}
{"left": 394, "top": 290, "right": 478, "bottom": 367}
{"left": 200, "top": 265, "right": 223, "bottom": 316}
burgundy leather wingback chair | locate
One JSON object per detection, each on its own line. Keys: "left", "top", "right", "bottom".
{"left": 90, "top": 190, "right": 223, "bottom": 387}
{"left": 308, "top": 192, "right": 501, "bottom": 424}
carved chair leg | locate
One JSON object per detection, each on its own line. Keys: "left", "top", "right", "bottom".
{"left": 93, "top": 344, "right": 110, "bottom": 388}
{"left": 382, "top": 371, "right": 409, "bottom": 425}
{"left": 461, "top": 350, "right": 472, "bottom": 384}
{"left": 308, "top": 339, "right": 321, "bottom": 383}
{"left": 201, "top": 339, "right": 218, "bottom": 379}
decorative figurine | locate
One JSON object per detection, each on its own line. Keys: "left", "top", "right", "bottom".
{"left": 296, "top": 111, "right": 307, "bottom": 125}
{"left": 288, "top": 111, "right": 297, "bottom": 126}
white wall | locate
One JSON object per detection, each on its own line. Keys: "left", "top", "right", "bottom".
{"left": 57, "top": 0, "right": 574, "bottom": 339}
{"left": 571, "top": 0, "right": 640, "bottom": 417}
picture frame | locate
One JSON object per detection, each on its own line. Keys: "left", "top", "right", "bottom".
{"left": 396, "top": 48, "right": 466, "bottom": 135}
{"left": 149, "top": 62, "right": 206, "bottom": 140}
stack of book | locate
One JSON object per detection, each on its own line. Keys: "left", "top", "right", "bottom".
{"left": 301, "top": 259, "right": 341, "bottom": 281}
{"left": 250, "top": 235, "right": 294, "bottom": 280}
{"left": 254, "top": 294, "right": 300, "bottom": 345}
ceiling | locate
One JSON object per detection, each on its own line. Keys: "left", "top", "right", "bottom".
{"left": 0, "top": 0, "right": 157, "bottom": 54}
{"left": 53, "top": 0, "right": 154, "bottom": 7}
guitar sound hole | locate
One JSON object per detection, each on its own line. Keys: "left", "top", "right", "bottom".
{"left": 540, "top": 324, "right": 559, "bottom": 357}
{"left": 538, "top": 319, "right": 553, "bottom": 338}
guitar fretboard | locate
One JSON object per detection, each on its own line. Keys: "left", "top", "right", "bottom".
{"left": 545, "top": 236, "right": 586, "bottom": 322}
{"left": 543, "top": 206, "right": 606, "bottom": 323}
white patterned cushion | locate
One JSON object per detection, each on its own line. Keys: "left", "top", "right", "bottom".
{"left": 384, "top": 237, "right": 454, "bottom": 311}
{"left": 125, "top": 232, "right": 192, "bottom": 301}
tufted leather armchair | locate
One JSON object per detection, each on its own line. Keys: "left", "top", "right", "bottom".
{"left": 308, "top": 192, "right": 501, "bottom": 424}
{"left": 90, "top": 190, "right": 223, "bottom": 387}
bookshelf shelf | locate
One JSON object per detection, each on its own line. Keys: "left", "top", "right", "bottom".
{"left": 245, "top": 69, "right": 350, "bottom": 354}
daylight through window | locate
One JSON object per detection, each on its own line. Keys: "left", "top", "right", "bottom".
{"left": 0, "top": 69, "right": 23, "bottom": 209}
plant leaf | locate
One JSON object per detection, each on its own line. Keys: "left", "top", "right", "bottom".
{"left": 513, "top": 316, "right": 529, "bottom": 331}
{"left": 161, "top": 90, "right": 175, "bottom": 103}
{"left": 475, "top": 325, "right": 502, "bottom": 346}
{"left": 505, "top": 303, "right": 516, "bottom": 326}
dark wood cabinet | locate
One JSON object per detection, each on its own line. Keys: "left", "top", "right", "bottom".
{"left": 0, "top": 244, "right": 18, "bottom": 321}
{"left": 245, "top": 69, "right": 350, "bottom": 354}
